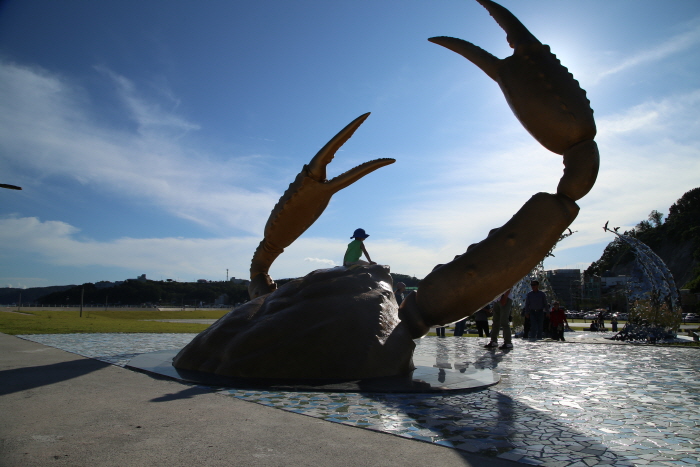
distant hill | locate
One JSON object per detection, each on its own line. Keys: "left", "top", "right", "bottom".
{"left": 586, "top": 187, "right": 700, "bottom": 291}
{"left": 3, "top": 271, "right": 423, "bottom": 308}
{"left": 0, "top": 285, "right": 76, "bottom": 305}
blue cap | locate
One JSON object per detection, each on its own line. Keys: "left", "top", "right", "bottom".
{"left": 351, "top": 228, "right": 369, "bottom": 239}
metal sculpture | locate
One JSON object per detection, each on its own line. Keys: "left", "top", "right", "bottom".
{"left": 602, "top": 224, "right": 681, "bottom": 342}
{"left": 173, "top": 0, "right": 600, "bottom": 379}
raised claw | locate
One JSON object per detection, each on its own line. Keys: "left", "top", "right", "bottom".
{"left": 400, "top": 192, "right": 579, "bottom": 337}
{"left": 249, "top": 113, "right": 395, "bottom": 298}
{"left": 399, "top": 0, "right": 601, "bottom": 338}
{"left": 429, "top": 0, "right": 596, "bottom": 156}
{"left": 306, "top": 112, "right": 370, "bottom": 182}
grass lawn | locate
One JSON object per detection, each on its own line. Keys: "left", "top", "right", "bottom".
{"left": 0, "top": 306, "right": 230, "bottom": 335}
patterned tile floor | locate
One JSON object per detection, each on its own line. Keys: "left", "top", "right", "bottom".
{"left": 17, "top": 333, "right": 700, "bottom": 467}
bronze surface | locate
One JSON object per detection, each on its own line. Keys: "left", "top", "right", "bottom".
{"left": 175, "top": 0, "right": 600, "bottom": 377}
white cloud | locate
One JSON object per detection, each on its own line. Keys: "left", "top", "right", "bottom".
{"left": 0, "top": 216, "right": 259, "bottom": 280}
{"left": 1, "top": 47, "right": 699, "bottom": 286}
{"left": 372, "top": 88, "right": 700, "bottom": 277}
{"left": 595, "top": 19, "right": 700, "bottom": 82}
{"left": 303, "top": 257, "right": 338, "bottom": 268}
{"left": 95, "top": 66, "right": 201, "bottom": 137}
{"left": 557, "top": 90, "right": 700, "bottom": 257}
{"left": 0, "top": 216, "right": 442, "bottom": 283}
{"left": 0, "top": 60, "right": 278, "bottom": 235}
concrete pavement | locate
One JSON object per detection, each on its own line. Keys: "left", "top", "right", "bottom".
{"left": 0, "top": 333, "right": 520, "bottom": 467}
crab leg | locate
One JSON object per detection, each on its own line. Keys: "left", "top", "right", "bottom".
{"left": 400, "top": 0, "right": 599, "bottom": 337}
{"left": 249, "top": 113, "right": 395, "bottom": 299}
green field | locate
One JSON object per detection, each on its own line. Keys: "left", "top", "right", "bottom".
{"left": 2, "top": 308, "right": 601, "bottom": 336}
{"left": 0, "top": 306, "right": 230, "bottom": 335}
{"left": 6, "top": 307, "right": 693, "bottom": 341}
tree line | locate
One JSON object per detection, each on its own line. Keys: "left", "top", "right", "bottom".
{"left": 34, "top": 272, "right": 422, "bottom": 307}
{"left": 37, "top": 280, "right": 251, "bottom": 307}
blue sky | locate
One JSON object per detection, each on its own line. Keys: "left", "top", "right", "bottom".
{"left": 1, "top": 0, "right": 699, "bottom": 288}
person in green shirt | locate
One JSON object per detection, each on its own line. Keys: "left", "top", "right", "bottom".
{"left": 343, "top": 228, "right": 376, "bottom": 266}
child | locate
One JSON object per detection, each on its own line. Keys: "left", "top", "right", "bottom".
{"left": 549, "top": 301, "right": 569, "bottom": 341}
{"left": 343, "top": 228, "right": 376, "bottom": 266}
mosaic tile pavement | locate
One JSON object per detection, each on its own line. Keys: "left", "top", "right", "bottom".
{"left": 17, "top": 333, "right": 700, "bottom": 467}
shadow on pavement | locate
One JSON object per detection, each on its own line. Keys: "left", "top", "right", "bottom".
{"left": 0, "top": 358, "right": 109, "bottom": 396}
{"left": 150, "top": 385, "right": 214, "bottom": 402}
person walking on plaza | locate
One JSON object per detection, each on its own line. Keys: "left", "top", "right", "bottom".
{"left": 453, "top": 318, "right": 467, "bottom": 337}
{"left": 543, "top": 308, "right": 552, "bottom": 338}
{"left": 473, "top": 304, "right": 490, "bottom": 338}
{"left": 485, "top": 289, "right": 513, "bottom": 350}
{"left": 549, "top": 301, "right": 569, "bottom": 341}
{"left": 343, "top": 228, "right": 376, "bottom": 267}
{"left": 525, "top": 280, "right": 548, "bottom": 340}
{"left": 611, "top": 315, "right": 619, "bottom": 332}
{"left": 521, "top": 306, "right": 531, "bottom": 338}
{"left": 394, "top": 282, "right": 406, "bottom": 305}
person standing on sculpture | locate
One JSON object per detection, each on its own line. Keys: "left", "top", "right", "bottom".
{"left": 343, "top": 228, "right": 376, "bottom": 266}
{"left": 473, "top": 304, "right": 490, "bottom": 338}
{"left": 549, "top": 301, "right": 568, "bottom": 341}
{"left": 485, "top": 289, "right": 513, "bottom": 349}
{"left": 525, "top": 280, "right": 548, "bottom": 340}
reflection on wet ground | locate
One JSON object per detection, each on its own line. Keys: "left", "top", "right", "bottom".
{"left": 18, "top": 333, "right": 700, "bottom": 466}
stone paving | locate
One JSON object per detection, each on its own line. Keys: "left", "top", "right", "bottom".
{"left": 17, "top": 333, "right": 700, "bottom": 467}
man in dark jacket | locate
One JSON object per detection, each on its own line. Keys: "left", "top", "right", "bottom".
{"left": 524, "top": 280, "right": 548, "bottom": 340}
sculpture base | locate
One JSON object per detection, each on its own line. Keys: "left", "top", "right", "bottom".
{"left": 127, "top": 349, "right": 499, "bottom": 393}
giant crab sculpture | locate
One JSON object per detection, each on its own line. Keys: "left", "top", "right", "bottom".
{"left": 173, "top": 0, "right": 599, "bottom": 380}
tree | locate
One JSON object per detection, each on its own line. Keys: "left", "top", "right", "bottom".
{"left": 648, "top": 210, "right": 664, "bottom": 227}
{"left": 666, "top": 187, "right": 700, "bottom": 239}
{"left": 635, "top": 220, "right": 652, "bottom": 233}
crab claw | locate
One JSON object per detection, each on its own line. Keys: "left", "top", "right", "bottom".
{"left": 249, "top": 113, "right": 395, "bottom": 298}
{"left": 398, "top": 0, "right": 601, "bottom": 338}
{"left": 430, "top": 0, "right": 596, "bottom": 156}
{"left": 429, "top": 0, "right": 599, "bottom": 201}
{"left": 306, "top": 112, "right": 369, "bottom": 182}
